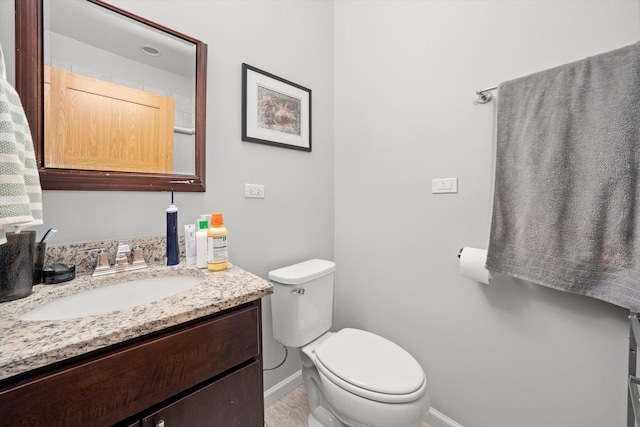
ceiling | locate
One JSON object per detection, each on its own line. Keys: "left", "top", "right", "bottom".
{"left": 45, "top": 0, "right": 196, "bottom": 77}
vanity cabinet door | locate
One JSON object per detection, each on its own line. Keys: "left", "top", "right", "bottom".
{"left": 141, "top": 360, "right": 263, "bottom": 427}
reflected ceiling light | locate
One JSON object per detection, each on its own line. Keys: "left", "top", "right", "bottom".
{"left": 140, "top": 45, "right": 160, "bottom": 56}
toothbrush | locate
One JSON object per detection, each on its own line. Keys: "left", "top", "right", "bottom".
{"left": 40, "top": 229, "right": 57, "bottom": 244}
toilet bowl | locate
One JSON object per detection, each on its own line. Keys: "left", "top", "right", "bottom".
{"left": 269, "top": 259, "right": 430, "bottom": 427}
{"left": 302, "top": 329, "right": 429, "bottom": 427}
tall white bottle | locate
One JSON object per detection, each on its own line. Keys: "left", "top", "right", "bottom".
{"left": 196, "top": 219, "right": 208, "bottom": 269}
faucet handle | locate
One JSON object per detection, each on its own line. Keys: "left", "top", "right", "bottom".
{"left": 95, "top": 249, "right": 110, "bottom": 270}
{"left": 132, "top": 246, "right": 146, "bottom": 265}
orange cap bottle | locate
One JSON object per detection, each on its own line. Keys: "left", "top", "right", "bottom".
{"left": 207, "top": 213, "right": 228, "bottom": 271}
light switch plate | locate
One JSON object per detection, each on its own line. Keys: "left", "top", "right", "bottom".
{"left": 432, "top": 178, "right": 458, "bottom": 194}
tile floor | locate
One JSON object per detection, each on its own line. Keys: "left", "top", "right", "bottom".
{"left": 265, "top": 386, "right": 310, "bottom": 427}
{"left": 264, "top": 385, "right": 435, "bottom": 427}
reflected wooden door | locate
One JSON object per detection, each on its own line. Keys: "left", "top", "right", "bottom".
{"left": 44, "top": 66, "right": 174, "bottom": 174}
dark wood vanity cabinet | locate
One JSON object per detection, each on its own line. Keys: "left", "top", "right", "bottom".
{"left": 0, "top": 300, "right": 264, "bottom": 427}
{"left": 140, "top": 361, "right": 263, "bottom": 426}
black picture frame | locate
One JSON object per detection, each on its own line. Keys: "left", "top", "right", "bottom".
{"left": 242, "top": 63, "right": 312, "bottom": 152}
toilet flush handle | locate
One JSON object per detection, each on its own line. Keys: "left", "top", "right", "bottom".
{"left": 290, "top": 288, "right": 305, "bottom": 295}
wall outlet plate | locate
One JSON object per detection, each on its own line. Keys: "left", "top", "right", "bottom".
{"left": 244, "top": 183, "right": 265, "bottom": 198}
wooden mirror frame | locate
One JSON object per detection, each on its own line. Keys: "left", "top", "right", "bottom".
{"left": 15, "top": 0, "right": 207, "bottom": 192}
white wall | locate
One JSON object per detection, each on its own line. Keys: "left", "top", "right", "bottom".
{"left": 3, "top": 1, "right": 640, "bottom": 425}
{"left": 0, "top": 0, "right": 335, "bottom": 393}
{"left": 334, "top": 1, "right": 639, "bottom": 426}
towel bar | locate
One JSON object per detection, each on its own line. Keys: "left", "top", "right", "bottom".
{"left": 475, "top": 85, "right": 497, "bottom": 104}
{"left": 629, "top": 375, "right": 640, "bottom": 423}
{"left": 0, "top": 42, "right": 5, "bottom": 80}
{"left": 628, "top": 313, "right": 640, "bottom": 427}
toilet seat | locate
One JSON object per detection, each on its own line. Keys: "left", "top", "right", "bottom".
{"left": 314, "top": 328, "right": 426, "bottom": 404}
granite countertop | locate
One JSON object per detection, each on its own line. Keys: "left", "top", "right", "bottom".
{"left": 0, "top": 263, "right": 273, "bottom": 382}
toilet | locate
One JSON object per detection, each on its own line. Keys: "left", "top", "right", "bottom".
{"left": 269, "top": 259, "right": 430, "bottom": 427}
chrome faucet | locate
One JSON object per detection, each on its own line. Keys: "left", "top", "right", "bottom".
{"left": 92, "top": 243, "right": 148, "bottom": 277}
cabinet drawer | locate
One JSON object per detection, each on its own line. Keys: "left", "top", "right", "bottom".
{"left": 141, "top": 360, "right": 263, "bottom": 427}
{"left": 0, "top": 304, "right": 260, "bottom": 427}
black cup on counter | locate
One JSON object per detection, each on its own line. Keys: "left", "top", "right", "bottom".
{"left": 0, "top": 231, "right": 36, "bottom": 302}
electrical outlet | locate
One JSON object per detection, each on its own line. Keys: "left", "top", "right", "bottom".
{"left": 244, "top": 183, "right": 265, "bottom": 198}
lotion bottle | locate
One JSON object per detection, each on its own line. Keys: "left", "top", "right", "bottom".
{"left": 196, "top": 219, "right": 208, "bottom": 269}
{"left": 184, "top": 224, "right": 196, "bottom": 266}
{"left": 207, "top": 213, "right": 228, "bottom": 271}
{"left": 166, "top": 189, "right": 179, "bottom": 266}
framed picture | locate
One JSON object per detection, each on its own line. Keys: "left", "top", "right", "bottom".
{"left": 242, "top": 63, "right": 312, "bottom": 152}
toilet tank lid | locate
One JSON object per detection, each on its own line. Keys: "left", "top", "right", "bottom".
{"left": 268, "top": 259, "right": 336, "bottom": 285}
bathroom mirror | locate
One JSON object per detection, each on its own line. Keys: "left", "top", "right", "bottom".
{"left": 15, "top": 0, "right": 207, "bottom": 191}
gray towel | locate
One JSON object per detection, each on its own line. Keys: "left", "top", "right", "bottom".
{"left": 487, "top": 41, "right": 640, "bottom": 311}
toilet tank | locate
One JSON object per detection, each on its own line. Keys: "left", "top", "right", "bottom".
{"left": 269, "top": 259, "right": 336, "bottom": 348}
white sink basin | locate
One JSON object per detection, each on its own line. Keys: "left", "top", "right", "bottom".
{"left": 19, "top": 276, "right": 202, "bottom": 321}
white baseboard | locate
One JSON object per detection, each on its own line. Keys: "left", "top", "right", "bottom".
{"left": 263, "top": 369, "right": 304, "bottom": 406}
{"left": 426, "top": 408, "right": 464, "bottom": 427}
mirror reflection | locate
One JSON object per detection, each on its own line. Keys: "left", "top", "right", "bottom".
{"left": 15, "top": 0, "right": 207, "bottom": 192}
{"left": 44, "top": 0, "right": 196, "bottom": 175}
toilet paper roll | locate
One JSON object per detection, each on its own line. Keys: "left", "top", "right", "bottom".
{"left": 459, "top": 247, "right": 490, "bottom": 284}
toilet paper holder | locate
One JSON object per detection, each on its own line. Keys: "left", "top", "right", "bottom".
{"left": 457, "top": 247, "right": 491, "bottom": 284}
